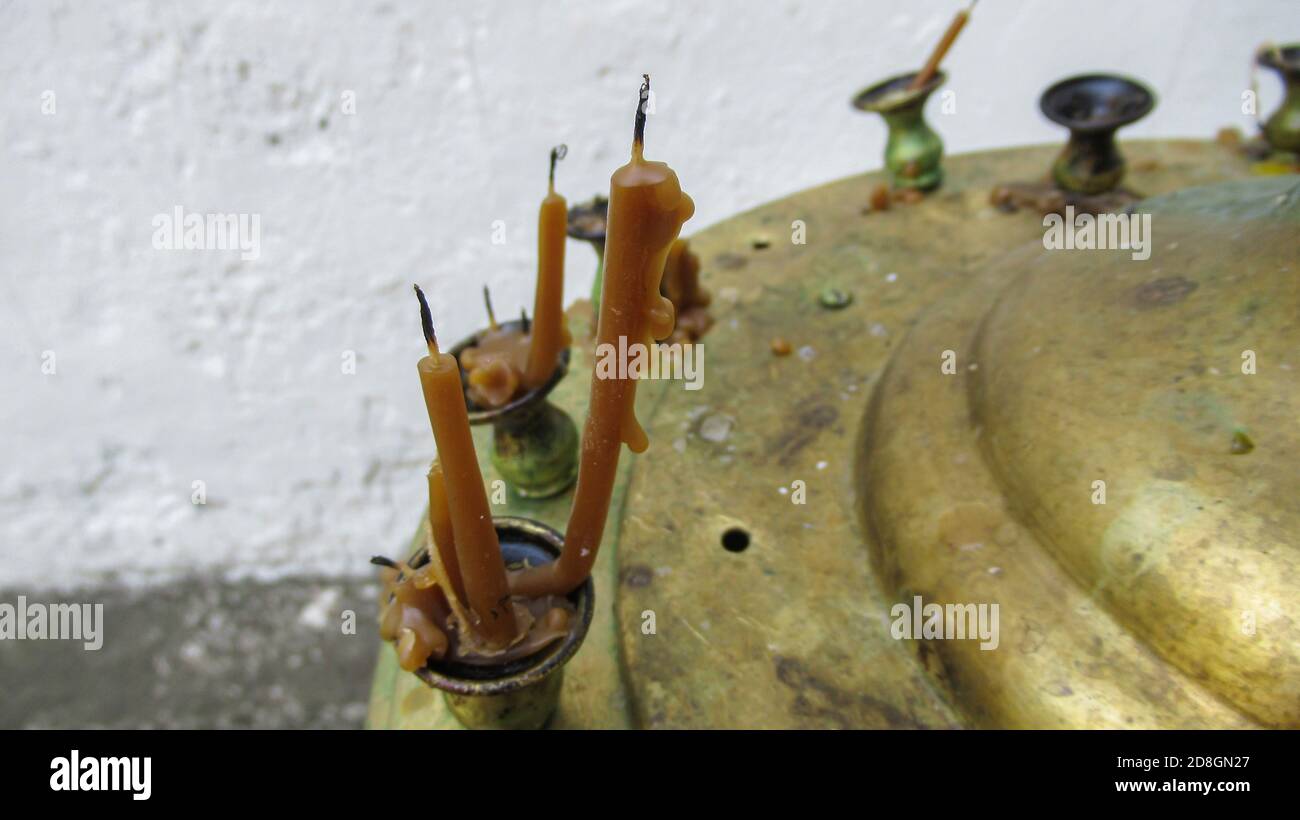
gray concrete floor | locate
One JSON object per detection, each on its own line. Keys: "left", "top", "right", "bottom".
{"left": 0, "top": 576, "right": 381, "bottom": 729}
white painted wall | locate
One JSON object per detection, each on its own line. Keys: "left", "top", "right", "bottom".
{"left": 0, "top": 0, "right": 1292, "bottom": 590}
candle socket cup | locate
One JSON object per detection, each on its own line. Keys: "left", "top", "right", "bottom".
{"left": 1258, "top": 45, "right": 1300, "bottom": 155}
{"left": 852, "top": 71, "right": 947, "bottom": 191}
{"left": 568, "top": 196, "right": 609, "bottom": 314}
{"left": 414, "top": 517, "right": 594, "bottom": 730}
{"left": 452, "top": 320, "right": 578, "bottom": 499}
{"left": 1040, "top": 73, "right": 1156, "bottom": 195}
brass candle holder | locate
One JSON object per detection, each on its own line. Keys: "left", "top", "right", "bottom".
{"left": 852, "top": 71, "right": 947, "bottom": 191}
{"left": 412, "top": 516, "right": 594, "bottom": 730}
{"left": 1258, "top": 44, "right": 1300, "bottom": 155}
{"left": 449, "top": 319, "right": 578, "bottom": 499}
{"left": 1039, "top": 73, "right": 1155, "bottom": 195}
{"left": 567, "top": 195, "right": 608, "bottom": 312}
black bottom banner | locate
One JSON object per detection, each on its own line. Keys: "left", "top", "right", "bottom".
{"left": 3, "top": 729, "right": 1288, "bottom": 807}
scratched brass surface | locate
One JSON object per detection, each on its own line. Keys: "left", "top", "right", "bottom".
{"left": 370, "top": 140, "right": 1293, "bottom": 729}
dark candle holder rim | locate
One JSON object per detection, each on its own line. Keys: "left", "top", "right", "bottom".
{"left": 1257, "top": 43, "right": 1300, "bottom": 71}
{"left": 406, "top": 515, "right": 594, "bottom": 696}
{"left": 1039, "top": 72, "right": 1156, "bottom": 134}
{"left": 852, "top": 70, "right": 947, "bottom": 114}
{"left": 566, "top": 195, "right": 609, "bottom": 243}
{"left": 448, "top": 318, "right": 571, "bottom": 424}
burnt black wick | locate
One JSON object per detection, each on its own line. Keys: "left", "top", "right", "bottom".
{"left": 549, "top": 144, "right": 567, "bottom": 186}
{"left": 483, "top": 285, "right": 498, "bottom": 328}
{"left": 413, "top": 284, "right": 436, "bottom": 348}
{"left": 634, "top": 74, "right": 650, "bottom": 146}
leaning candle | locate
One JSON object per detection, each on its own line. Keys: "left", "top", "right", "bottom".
{"left": 523, "top": 145, "right": 572, "bottom": 389}
{"left": 909, "top": 0, "right": 976, "bottom": 91}
{"left": 414, "top": 285, "right": 517, "bottom": 646}
{"left": 426, "top": 459, "right": 468, "bottom": 608}
{"left": 511, "top": 76, "right": 694, "bottom": 598}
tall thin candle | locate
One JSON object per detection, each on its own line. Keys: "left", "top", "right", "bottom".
{"left": 523, "top": 145, "right": 572, "bottom": 389}
{"left": 426, "top": 459, "right": 468, "bottom": 608}
{"left": 511, "top": 76, "right": 694, "bottom": 598}
{"left": 909, "top": 0, "right": 976, "bottom": 91}
{"left": 414, "top": 285, "right": 517, "bottom": 646}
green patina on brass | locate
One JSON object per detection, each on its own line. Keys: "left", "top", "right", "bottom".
{"left": 817, "top": 286, "right": 853, "bottom": 310}
{"left": 450, "top": 320, "right": 578, "bottom": 499}
{"left": 1260, "top": 44, "right": 1300, "bottom": 154}
{"left": 853, "top": 71, "right": 947, "bottom": 191}
{"left": 371, "top": 141, "right": 1296, "bottom": 729}
{"left": 487, "top": 399, "right": 578, "bottom": 499}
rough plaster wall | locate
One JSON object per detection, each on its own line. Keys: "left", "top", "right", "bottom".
{"left": 0, "top": 0, "right": 1292, "bottom": 591}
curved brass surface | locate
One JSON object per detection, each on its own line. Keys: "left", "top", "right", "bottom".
{"left": 615, "top": 141, "right": 1289, "bottom": 728}
{"left": 863, "top": 178, "right": 1298, "bottom": 727}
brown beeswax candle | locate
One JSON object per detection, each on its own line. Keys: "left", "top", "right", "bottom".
{"left": 414, "top": 285, "right": 517, "bottom": 647}
{"left": 910, "top": 1, "right": 976, "bottom": 91}
{"left": 511, "top": 76, "right": 694, "bottom": 598}
{"left": 523, "top": 145, "right": 573, "bottom": 389}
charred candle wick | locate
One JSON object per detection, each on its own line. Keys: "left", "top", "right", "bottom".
{"left": 483, "top": 285, "right": 498, "bottom": 329}
{"left": 414, "top": 284, "right": 437, "bottom": 349}
{"left": 634, "top": 74, "right": 650, "bottom": 146}
{"left": 549, "top": 144, "right": 567, "bottom": 186}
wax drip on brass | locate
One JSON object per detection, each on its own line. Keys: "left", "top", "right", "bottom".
{"left": 989, "top": 181, "right": 1142, "bottom": 217}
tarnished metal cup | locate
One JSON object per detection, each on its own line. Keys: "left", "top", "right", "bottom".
{"left": 1039, "top": 73, "right": 1155, "bottom": 194}
{"left": 414, "top": 517, "right": 594, "bottom": 730}
{"left": 567, "top": 195, "right": 608, "bottom": 313}
{"left": 853, "top": 71, "right": 947, "bottom": 191}
{"left": 1258, "top": 44, "right": 1300, "bottom": 154}
{"left": 451, "top": 321, "right": 578, "bottom": 499}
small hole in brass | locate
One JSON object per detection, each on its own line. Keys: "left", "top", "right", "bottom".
{"left": 750, "top": 236, "right": 771, "bottom": 250}
{"left": 721, "top": 527, "right": 750, "bottom": 553}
